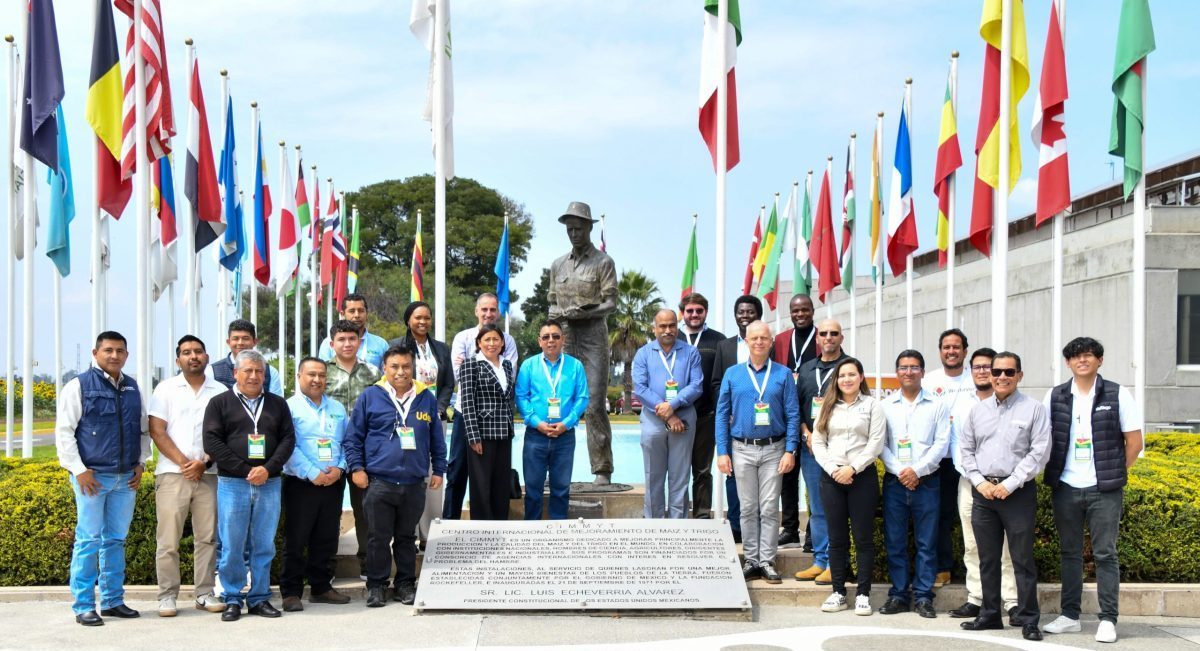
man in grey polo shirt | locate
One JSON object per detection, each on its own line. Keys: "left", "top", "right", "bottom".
{"left": 958, "top": 351, "right": 1051, "bottom": 642}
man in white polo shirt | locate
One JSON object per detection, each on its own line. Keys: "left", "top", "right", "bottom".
{"left": 147, "top": 335, "right": 228, "bottom": 617}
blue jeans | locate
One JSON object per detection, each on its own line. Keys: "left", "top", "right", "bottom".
{"left": 882, "top": 472, "right": 941, "bottom": 602}
{"left": 726, "top": 475, "right": 740, "bottom": 532}
{"left": 800, "top": 445, "right": 829, "bottom": 567}
{"left": 522, "top": 428, "right": 576, "bottom": 520}
{"left": 216, "top": 476, "right": 281, "bottom": 608}
{"left": 69, "top": 472, "right": 137, "bottom": 614}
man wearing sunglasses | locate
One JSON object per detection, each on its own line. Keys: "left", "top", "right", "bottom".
{"left": 923, "top": 328, "right": 973, "bottom": 589}
{"left": 515, "top": 319, "right": 589, "bottom": 520}
{"left": 945, "top": 348, "right": 1021, "bottom": 623}
{"left": 678, "top": 293, "right": 726, "bottom": 520}
{"left": 792, "top": 319, "right": 849, "bottom": 584}
{"left": 772, "top": 294, "right": 818, "bottom": 548}
{"left": 959, "top": 352, "right": 1051, "bottom": 642}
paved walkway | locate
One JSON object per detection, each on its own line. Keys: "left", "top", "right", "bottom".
{"left": 0, "top": 601, "right": 1196, "bottom": 650}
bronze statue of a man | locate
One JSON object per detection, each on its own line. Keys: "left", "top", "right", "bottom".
{"left": 547, "top": 202, "right": 619, "bottom": 485}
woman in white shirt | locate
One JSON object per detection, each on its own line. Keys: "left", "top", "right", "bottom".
{"left": 811, "top": 357, "right": 886, "bottom": 616}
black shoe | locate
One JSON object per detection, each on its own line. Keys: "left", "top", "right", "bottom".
{"left": 742, "top": 560, "right": 760, "bottom": 580}
{"left": 961, "top": 617, "right": 1004, "bottom": 631}
{"left": 221, "top": 603, "right": 241, "bottom": 622}
{"left": 879, "top": 598, "right": 910, "bottom": 615}
{"left": 366, "top": 588, "right": 386, "bottom": 608}
{"left": 777, "top": 530, "right": 801, "bottom": 546}
{"left": 1008, "top": 606, "right": 1020, "bottom": 627}
{"left": 802, "top": 542, "right": 814, "bottom": 553}
{"left": 99, "top": 604, "right": 140, "bottom": 618}
{"left": 1022, "top": 625, "right": 1044, "bottom": 641}
{"left": 759, "top": 562, "right": 782, "bottom": 584}
{"left": 915, "top": 600, "right": 937, "bottom": 619}
{"left": 75, "top": 611, "right": 104, "bottom": 627}
{"left": 248, "top": 601, "right": 282, "bottom": 618}
{"left": 393, "top": 582, "right": 417, "bottom": 605}
{"left": 948, "top": 602, "right": 981, "bottom": 618}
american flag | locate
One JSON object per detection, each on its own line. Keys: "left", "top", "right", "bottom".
{"left": 115, "top": 0, "right": 175, "bottom": 177}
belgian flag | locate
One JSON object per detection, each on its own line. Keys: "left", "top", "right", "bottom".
{"left": 85, "top": 0, "right": 130, "bottom": 219}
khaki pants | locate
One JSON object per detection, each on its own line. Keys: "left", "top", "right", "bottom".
{"left": 155, "top": 473, "right": 218, "bottom": 601}
{"left": 958, "top": 476, "right": 1018, "bottom": 610}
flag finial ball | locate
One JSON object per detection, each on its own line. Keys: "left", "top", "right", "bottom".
{"left": 279, "top": 140, "right": 285, "bottom": 146}
{"left": 827, "top": 156, "right": 833, "bottom": 161}
{"left": 185, "top": 38, "right": 193, "bottom": 45}
{"left": 878, "top": 111, "right": 884, "bottom": 117}
{"left": 251, "top": 101, "right": 257, "bottom": 108}
{"left": 327, "top": 177, "right": 332, "bottom": 182}
{"left": 4, "top": 35, "right": 13, "bottom": 43}
{"left": 295, "top": 145, "right": 301, "bottom": 151}
{"left": 851, "top": 132, "right": 856, "bottom": 138}
{"left": 905, "top": 77, "right": 913, "bottom": 84}
{"left": 952, "top": 51, "right": 960, "bottom": 58}
{"left": 220, "top": 69, "right": 227, "bottom": 77}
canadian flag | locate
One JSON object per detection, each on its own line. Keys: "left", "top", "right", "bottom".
{"left": 1031, "top": 0, "right": 1070, "bottom": 226}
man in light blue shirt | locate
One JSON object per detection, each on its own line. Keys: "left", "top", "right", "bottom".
{"left": 633, "top": 309, "right": 704, "bottom": 519}
{"left": 280, "top": 357, "right": 352, "bottom": 612}
{"left": 317, "top": 293, "right": 390, "bottom": 368}
{"left": 879, "top": 350, "right": 950, "bottom": 618}
{"left": 515, "top": 319, "right": 588, "bottom": 520}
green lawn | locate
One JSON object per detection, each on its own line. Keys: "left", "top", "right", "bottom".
{"left": 3, "top": 419, "right": 54, "bottom": 433}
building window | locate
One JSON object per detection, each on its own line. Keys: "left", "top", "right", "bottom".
{"left": 1180, "top": 271, "right": 1200, "bottom": 365}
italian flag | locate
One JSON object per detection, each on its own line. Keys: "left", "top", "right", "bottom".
{"left": 698, "top": 0, "right": 740, "bottom": 172}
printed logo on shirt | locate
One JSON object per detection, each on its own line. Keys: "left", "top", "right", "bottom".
{"left": 933, "top": 386, "right": 944, "bottom": 396}
{"left": 1096, "top": 405, "right": 1113, "bottom": 411}
{"left": 415, "top": 411, "right": 432, "bottom": 423}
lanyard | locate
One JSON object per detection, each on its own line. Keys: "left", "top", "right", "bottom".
{"left": 237, "top": 393, "right": 264, "bottom": 435}
{"left": 792, "top": 328, "right": 816, "bottom": 372}
{"left": 387, "top": 388, "right": 413, "bottom": 425}
{"left": 683, "top": 326, "right": 705, "bottom": 347}
{"left": 658, "top": 348, "right": 677, "bottom": 382}
{"left": 416, "top": 341, "right": 433, "bottom": 361}
{"left": 746, "top": 361, "right": 772, "bottom": 402}
{"left": 299, "top": 394, "right": 328, "bottom": 434}
{"left": 541, "top": 355, "right": 564, "bottom": 398}
{"left": 815, "top": 366, "right": 835, "bottom": 393}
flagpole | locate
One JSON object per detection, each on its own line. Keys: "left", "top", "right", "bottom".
{"left": 903, "top": 79, "right": 914, "bottom": 350}
{"left": 947, "top": 52, "right": 959, "bottom": 330}
{"left": 183, "top": 40, "right": 198, "bottom": 336}
{"left": 20, "top": 145, "right": 34, "bottom": 457}
{"left": 89, "top": 0, "right": 104, "bottom": 340}
{"left": 135, "top": 0, "right": 154, "bottom": 403}
{"left": 249, "top": 101, "right": 259, "bottom": 328}
{"left": 294, "top": 145, "right": 303, "bottom": 372}
{"left": 217, "top": 69, "right": 229, "bottom": 347}
{"left": 1050, "top": 3, "right": 1065, "bottom": 385}
{"left": 278, "top": 140, "right": 287, "bottom": 387}
{"left": 848, "top": 132, "right": 857, "bottom": 355}
{"left": 713, "top": 0, "right": 729, "bottom": 526}
{"left": 874, "top": 111, "right": 884, "bottom": 394}
{"left": 4, "top": 35, "right": 14, "bottom": 457}
{"left": 432, "top": 0, "right": 447, "bottom": 344}
{"left": 772, "top": 193, "right": 781, "bottom": 333}
{"left": 1132, "top": 49, "right": 1147, "bottom": 421}
{"left": 993, "top": 0, "right": 1013, "bottom": 351}
{"left": 325, "top": 177, "right": 334, "bottom": 339}
{"left": 310, "top": 163, "right": 319, "bottom": 357}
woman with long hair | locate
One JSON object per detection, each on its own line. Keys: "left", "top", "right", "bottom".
{"left": 811, "top": 357, "right": 886, "bottom": 616}
{"left": 388, "top": 301, "right": 453, "bottom": 419}
{"left": 458, "top": 323, "right": 517, "bottom": 520}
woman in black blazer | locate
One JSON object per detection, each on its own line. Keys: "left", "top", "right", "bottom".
{"left": 389, "top": 301, "right": 453, "bottom": 419}
{"left": 458, "top": 323, "right": 516, "bottom": 520}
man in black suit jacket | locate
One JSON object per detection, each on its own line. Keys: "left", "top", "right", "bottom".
{"left": 709, "top": 294, "right": 764, "bottom": 541}
{"left": 678, "top": 293, "right": 725, "bottom": 520}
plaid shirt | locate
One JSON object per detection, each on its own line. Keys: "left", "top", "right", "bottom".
{"left": 326, "top": 360, "right": 382, "bottom": 416}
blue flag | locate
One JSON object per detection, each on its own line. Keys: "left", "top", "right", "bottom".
{"left": 218, "top": 95, "right": 244, "bottom": 272}
{"left": 45, "top": 104, "right": 73, "bottom": 277}
{"left": 19, "top": 0, "right": 65, "bottom": 170}
{"left": 494, "top": 220, "right": 510, "bottom": 316}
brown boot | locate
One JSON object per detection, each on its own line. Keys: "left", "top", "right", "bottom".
{"left": 311, "top": 588, "right": 352, "bottom": 605}
{"left": 933, "top": 571, "right": 951, "bottom": 588}
{"left": 281, "top": 596, "right": 304, "bottom": 612}
{"left": 794, "top": 565, "right": 825, "bottom": 581}
{"left": 814, "top": 568, "right": 833, "bottom": 585}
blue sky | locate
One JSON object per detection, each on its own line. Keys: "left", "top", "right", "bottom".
{"left": 3, "top": 0, "right": 1199, "bottom": 376}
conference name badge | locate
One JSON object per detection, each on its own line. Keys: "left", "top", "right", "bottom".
{"left": 810, "top": 397, "right": 824, "bottom": 421}
{"left": 547, "top": 397, "right": 561, "bottom": 420}
{"left": 754, "top": 402, "right": 770, "bottom": 427}
{"left": 665, "top": 380, "right": 679, "bottom": 401}
{"left": 897, "top": 437, "right": 913, "bottom": 462}
{"left": 317, "top": 438, "right": 334, "bottom": 462}
{"left": 247, "top": 433, "right": 266, "bottom": 460}
{"left": 398, "top": 426, "right": 417, "bottom": 450}
{"left": 1074, "top": 437, "right": 1092, "bottom": 462}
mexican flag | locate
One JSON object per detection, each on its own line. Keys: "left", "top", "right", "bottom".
{"left": 698, "top": 0, "right": 740, "bottom": 172}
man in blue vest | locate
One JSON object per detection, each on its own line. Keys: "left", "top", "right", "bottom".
{"left": 55, "top": 331, "right": 151, "bottom": 626}
{"left": 208, "top": 319, "right": 283, "bottom": 396}
{"left": 1041, "top": 337, "right": 1142, "bottom": 644}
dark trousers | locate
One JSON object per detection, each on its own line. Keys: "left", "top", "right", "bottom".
{"left": 822, "top": 467, "right": 879, "bottom": 597}
{"left": 972, "top": 482, "right": 1039, "bottom": 625}
{"left": 937, "top": 458, "right": 960, "bottom": 573}
{"left": 467, "top": 438, "right": 512, "bottom": 521}
{"left": 364, "top": 480, "right": 425, "bottom": 589}
{"left": 780, "top": 457, "right": 802, "bottom": 536}
{"left": 1052, "top": 484, "right": 1124, "bottom": 623}
{"left": 882, "top": 472, "right": 940, "bottom": 602}
{"left": 349, "top": 482, "right": 368, "bottom": 565}
{"left": 281, "top": 475, "right": 345, "bottom": 598}
{"left": 690, "top": 411, "right": 715, "bottom": 519}
{"left": 523, "top": 428, "right": 575, "bottom": 520}
{"left": 726, "top": 475, "right": 741, "bottom": 532}
{"left": 441, "top": 413, "right": 469, "bottom": 519}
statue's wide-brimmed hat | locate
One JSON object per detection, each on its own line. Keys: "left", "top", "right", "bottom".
{"left": 558, "top": 201, "right": 597, "bottom": 224}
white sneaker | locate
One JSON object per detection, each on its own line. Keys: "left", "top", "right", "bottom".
{"left": 1096, "top": 620, "right": 1118, "bottom": 643}
{"left": 1043, "top": 615, "right": 1082, "bottom": 634}
{"left": 855, "top": 594, "right": 873, "bottom": 616}
{"left": 158, "top": 597, "right": 177, "bottom": 617}
{"left": 821, "top": 593, "right": 848, "bottom": 612}
{"left": 194, "top": 593, "right": 225, "bottom": 613}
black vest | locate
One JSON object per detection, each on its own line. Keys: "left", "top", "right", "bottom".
{"left": 1044, "top": 376, "right": 1127, "bottom": 491}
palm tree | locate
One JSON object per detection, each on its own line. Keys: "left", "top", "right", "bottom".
{"left": 608, "top": 270, "right": 662, "bottom": 415}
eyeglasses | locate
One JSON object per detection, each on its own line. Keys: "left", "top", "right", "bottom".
{"left": 971, "top": 364, "right": 993, "bottom": 372}
{"left": 818, "top": 331, "right": 842, "bottom": 337}
{"left": 540, "top": 333, "right": 563, "bottom": 341}
{"left": 897, "top": 365, "right": 923, "bottom": 373}
{"left": 683, "top": 307, "right": 706, "bottom": 315}
{"left": 991, "top": 368, "right": 1018, "bottom": 378}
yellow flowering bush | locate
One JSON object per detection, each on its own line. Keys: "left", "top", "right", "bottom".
{"left": 0, "top": 379, "right": 57, "bottom": 416}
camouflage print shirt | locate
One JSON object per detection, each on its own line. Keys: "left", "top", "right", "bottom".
{"left": 326, "top": 360, "right": 382, "bottom": 416}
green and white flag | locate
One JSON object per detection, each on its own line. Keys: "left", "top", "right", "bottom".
{"left": 793, "top": 171, "right": 813, "bottom": 295}
{"left": 681, "top": 217, "right": 699, "bottom": 299}
{"left": 1109, "top": 0, "right": 1155, "bottom": 199}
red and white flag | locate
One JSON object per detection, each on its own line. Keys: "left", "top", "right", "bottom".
{"left": 698, "top": 0, "right": 741, "bottom": 172}
{"left": 1031, "top": 0, "right": 1070, "bottom": 226}
{"left": 184, "top": 56, "right": 222, "bottom": 251}
{"left": 115, "top": 0, "right": 175, "bottom": 177}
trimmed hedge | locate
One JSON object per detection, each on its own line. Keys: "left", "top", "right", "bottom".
{"left": 2, "top": 433, "right": 1197, "bottom": 586}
